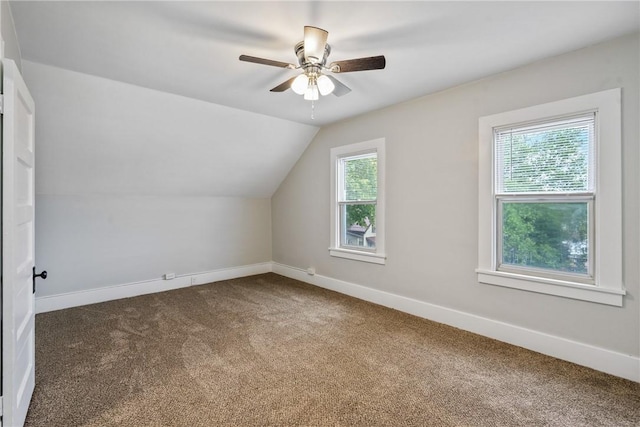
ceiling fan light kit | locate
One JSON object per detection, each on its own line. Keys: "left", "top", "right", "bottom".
{"left": 239, "top": 25, "right": 386, "bottom": 108}
{"left": 316, "top": 75, "right": 335, "bottom": 96}
{"left": 304, "top": 83, "right": 319, "bottom": 101}
{"left": 291, "top": 74, "right": 309, "bottom": 95}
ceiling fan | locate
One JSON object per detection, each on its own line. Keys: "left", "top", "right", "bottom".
{"left": 239, "top": 26, "right": 386, "bottom": 101}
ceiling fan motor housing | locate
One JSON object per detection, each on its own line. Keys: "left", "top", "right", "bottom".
{"left": 295, "top": 41, "right": 331, "bottom": 68}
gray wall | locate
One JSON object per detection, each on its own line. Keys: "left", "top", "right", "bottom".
{"left": 1, "top": 2, "right": 21, "bottom": 70}
{"left": 0, "top": 1, "right": 23, "bottom": 304}
{"left": 36, "top": 194, "right": 271, "bottom": 295}
{"left": 272, "top": 33, "right": 640, "bottom": 356}
{"left": 24, "top": 61, "right": 279, "bottom": 298}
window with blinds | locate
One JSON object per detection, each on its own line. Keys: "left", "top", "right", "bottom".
{"left": 494, "top": 114, "right": 595, "bottom": 281}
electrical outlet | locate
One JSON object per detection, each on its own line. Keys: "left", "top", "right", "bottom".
{"left": 163, "top": 273, "right": 175, "bottom": 280}
{"left": 191, "top": 276, "right": 197, "bottom": 285}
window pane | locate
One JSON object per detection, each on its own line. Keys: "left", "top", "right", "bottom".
{"left": 495, "top": 116, "right": 594, "bottom": 193}
{"left": 342, "top": 154, "right": 377, "bottom": 201}
{"left": 340, "top": 204, "right": 376, "bottom": 249}
{"left": 501, "top": 202, "right": 589, "bottom": 275}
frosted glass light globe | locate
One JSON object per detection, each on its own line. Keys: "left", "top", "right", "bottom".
{"left": 304, "top": 85, "right": 319, "bottom": 101}
{"left": 317, "top": 75, "right": 335, "bottom": 96}
{"left": 291, "top": 74, "right": 309, "bottom": 95}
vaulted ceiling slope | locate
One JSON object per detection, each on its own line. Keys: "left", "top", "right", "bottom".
{"left": 24, "top": 60, "right": 319, "bottom": 198}
{"left": 11, "top": 1, "right": 640, "bottom": 127}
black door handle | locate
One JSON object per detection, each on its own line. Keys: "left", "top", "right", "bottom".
{"left": 33, "top": 266, "right": 47, "bottom": 293}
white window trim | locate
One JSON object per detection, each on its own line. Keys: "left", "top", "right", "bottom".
{"left": 477, "top": 89, "right": 624, "bottom": 306}
{"left": 330, "top": 138, "right": 386, "bottom": 264}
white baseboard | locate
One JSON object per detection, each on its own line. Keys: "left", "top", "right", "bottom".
{"left": 35, "top": 262, "right": 273, "bottom": 314}
{"left": 271, "top": 262, "right": 640, "bottom": 382}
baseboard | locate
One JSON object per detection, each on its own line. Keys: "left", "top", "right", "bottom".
{"left": 271, "top": 262, "right": 640, "bottom": 382}
{"left": 35, "top": 262, "right": 273, "bottom": 314}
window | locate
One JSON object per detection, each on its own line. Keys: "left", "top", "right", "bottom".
{"left": 495, "top": 115, "right": 595, "bottom": 282}
{"left": 477, "top": 89, "right": 624, "bottom": 306}
{"left": 330, "top": 138, "right": 386, "bottom": 264}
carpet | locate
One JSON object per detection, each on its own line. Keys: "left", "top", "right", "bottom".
{"left": 25, "top": 273, "right": 640, "bottom": 426}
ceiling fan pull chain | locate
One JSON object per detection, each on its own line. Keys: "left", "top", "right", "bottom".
{"left": 311, "top": 100, "right": 315, "bottom": 120}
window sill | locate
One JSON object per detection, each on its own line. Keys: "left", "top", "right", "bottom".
{"left": 329, "top": 247, "right": 386, "bottom": 265}
{"left": 476, "top": 269, "right": 624, "bottom": 306}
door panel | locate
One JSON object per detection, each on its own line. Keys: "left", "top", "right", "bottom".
{"left": 2, "top": 59, "right": 36, "bottom": 427}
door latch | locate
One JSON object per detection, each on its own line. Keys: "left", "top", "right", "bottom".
{"left": 33, "top": 266, "right": 47, "bottom": 293}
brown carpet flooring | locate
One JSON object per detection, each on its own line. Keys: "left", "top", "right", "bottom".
{"left": 26, "top": 273, "right": 639, "bottom": 426}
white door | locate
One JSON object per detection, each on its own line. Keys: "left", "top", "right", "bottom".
{"left": 2, "top": 59, "right": 36, "bottom": 427}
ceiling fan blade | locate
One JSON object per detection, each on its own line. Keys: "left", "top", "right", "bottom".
{"left": 326, "top": 75, "right": 351, "bottom": 97}
{"left": 239, "top": 55, "right": 295, "bottom": 69}
{"left": 270, "top": 76, "right": 297, "bottom": 92}
{"left": 330, "top": 55, "right": 386, "bottom": 73}
{"left": 304, "top": 26, "right": 328, "bottom": 63}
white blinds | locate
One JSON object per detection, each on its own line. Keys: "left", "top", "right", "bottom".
{"left": 495, "top": 114, "right": 595, "bottom": 194}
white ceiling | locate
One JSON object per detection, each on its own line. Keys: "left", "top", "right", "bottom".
{"left": 10, "top": 1, "right": 640, "bottom": 127}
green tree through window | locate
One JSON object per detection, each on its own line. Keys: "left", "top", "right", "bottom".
{"left": 344, "top": 155, "right": 377, "bottom": 228}
{"left": 502, "top": 202, "right": 588, "bottom": 273}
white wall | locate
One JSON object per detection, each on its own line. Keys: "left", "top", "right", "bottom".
{"left": 24, "top": 61, "right": 317, "bottom": 299}
{"left": 272, "top": 33, "right": 640, "bottom": 358}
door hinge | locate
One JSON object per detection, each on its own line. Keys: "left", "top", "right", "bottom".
{"left": 0, "top": 395, "right": 3, "bottom": 416}
{"left": 0, "top": 94, "right": 4, "bottom": 114}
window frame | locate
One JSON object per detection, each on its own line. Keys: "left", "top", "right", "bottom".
{"left": 330, "top": 138, "right": 386, "bottom": 264}
{"left": 477, "top": 89, "right": 624, "bottom": 306}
